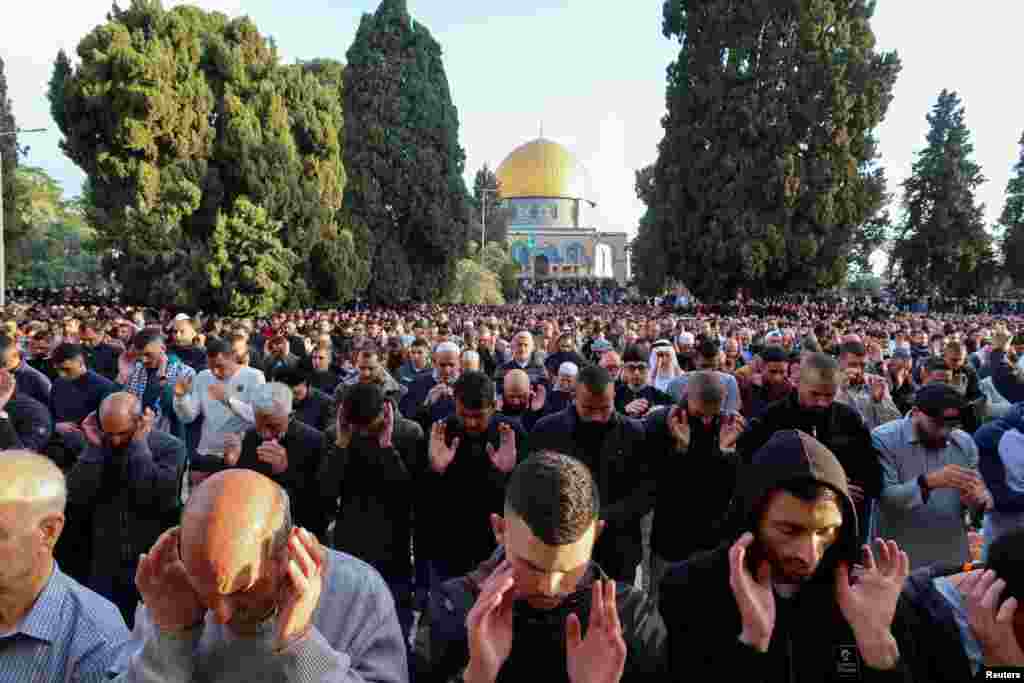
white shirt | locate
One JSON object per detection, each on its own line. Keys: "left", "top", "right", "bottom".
{"left": 173, "top": 366, "right": 265, "bottom": 455}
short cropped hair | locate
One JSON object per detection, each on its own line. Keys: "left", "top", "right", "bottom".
{"left": 686, "top": 371, "right": 725, "bottom": 407}
{"left": 577, "top": 364, "right": 611, "bottom": 395}
{"left": 453, "top": 371, "right": 495, "bottom": 410}
{"left": 839, "top": 341, "right": 866, "bottom": 357}
{"left": 341, "top": 382, "right": 386, "bottom": 426}
{"left": 505, "top": 451, "right": 600, "bottom": 546}
{"left": 205, "top": 336, "right": 232, "bottom": 357}
{"left": 51, "top": 343, "right": 84, "bottom": 365}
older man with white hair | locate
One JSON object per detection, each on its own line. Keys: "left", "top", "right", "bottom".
{"left": 0, "top": 450, "right": 130, "bottom": 681}
{"left": 398, "top": 341, "right": 462, "bottom": 423}
{"left": 216, "top": 383, "right": 329, "bottom": 537}
{"left": 495, "top": 330, "right": 547, "bottom": 394}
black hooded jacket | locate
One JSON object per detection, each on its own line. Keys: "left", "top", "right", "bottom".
{"left": 900, "top": 562, "right": 977, "bottom": 683}
{"left": 644, "top": 405, "right": 739, "bottom": 561}
{"left": 738, "top": 391, "right": 883, "bottom": 546}
{"left": 660, "top": 429, "right": 916, "bottom": 683}
{"left": 414, "top": 548, "right": 667, "bottom": 683}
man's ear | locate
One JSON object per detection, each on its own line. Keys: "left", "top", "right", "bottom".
{"left": 491, "top": 513, "right": 506, "bottom": 546}
{"left": 39, "top": 513, "right": 65, "bottom": 551}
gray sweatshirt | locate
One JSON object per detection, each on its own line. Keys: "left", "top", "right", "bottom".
{"left": 109, "top": 549, "right": 408, "bottom": 683}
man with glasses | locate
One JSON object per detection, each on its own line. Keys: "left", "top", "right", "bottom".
{"left": 67, "top": 392, "right": 186, "bottom": 625}
{"left": 873, "top": 384, "right": 989, "bottom": 569}
{"left": 614, "top": 345, "right": 673, "bottom": 418}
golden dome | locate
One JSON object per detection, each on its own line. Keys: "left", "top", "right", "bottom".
{"left": 496, "top": 138, "right": 588, "bottom": 199}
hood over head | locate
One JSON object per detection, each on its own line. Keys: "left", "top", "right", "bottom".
{"left": 727, "top": 429, "right": 861, "bottom": 574}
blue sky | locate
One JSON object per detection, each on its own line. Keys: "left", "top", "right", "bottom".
{"left": 2, "top": 0, "right": 1023, "bottom": 250}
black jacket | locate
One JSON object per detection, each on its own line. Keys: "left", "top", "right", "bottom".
{"left": 990, "top": 350, "right": 1024, "bottom": 405}
{"left": 661, "top": 429, "right": 916, "bottom": 683}
{"left": 415, "top": 549, "right": 667, "bottom": 683}
{"left": 901, "top": 562, "right": 975, "bottom": 683}
{"left": 645, "top": 406, "right": 738, "bottom": 561}
{"left": 738, "top": 391, "right": 883, "bottom": 545}
{"left": 233, "top": 419, "right": 327, "bottom": 533}
{"left": 319, "top": 416, "right": 425, "bottom": 579}
{"left": 294, "top": 387, "right": 332, "bottom": 432}
{"left": 83, "top": 343, "right": 121, "bottom": 381}
{"left": 417, "top": 416, "right": 526, "bottom": 577}
{"left": 66, "top": 431, "right": 186, "bottom": 586}
{"left": 528, "top": 407, "right": 654, "bottom": 581}
{"left": 0, "top": 393, "right": 53, "bottom": 452}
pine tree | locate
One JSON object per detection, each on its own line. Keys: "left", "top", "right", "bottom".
{"left": 50, "top": 1, "right": 356, "bottom": 312}
{"left": 1001, "top": 132, "right": 1024, "bottom": 288}
{"left": 642, "top": 0, "right": 900, "bottom": 299}
{"left": 0, "top": 55, "right": 20, "bottom": 266}
{"left": 343, "top": 0, "right": 471, "bottom": 303}
{"left": 890, "top": 90, "right": 997, "bottom": 297}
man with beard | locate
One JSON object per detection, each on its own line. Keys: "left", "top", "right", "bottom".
{"left": 415, "top": 451, "right": 666, "bottom": 683}
{"left": 737, "top": 347, "right": 793, "bottom": 420}
{"left": 599, "top": 350, "right": 623, "bottom": 383}
{"left": 498, "top": 369, "right": 548, "bottom": 432}
{"left": 529, "top": 365, "right": 654, "bottom": 584}
{"left": 276, "top": 367, "right": 332, "bottom": 432}
{"left": 886, "top": 348, "right": 917, "bottom": 416}
{"left": 421, "top": 372, "right": 523, "bottom": 586}
{"left": 320, "top": 382, "right": 424, "bottom": 667}
{"left": 66, "top": 392, "right": 185, "bottom": 624}
{"left": 738, "top": 353, "right": 882, "bottom": 547}
{"left": 660, "top": 430, "right": 916, "bottom": 682}
{"left": 614, "top": 345, "right": 674, "bottom": 418}
{"left": 873, "top": 384, "right": 987, "bottom": 569}
{"left": 169, "top": 314, "right": 208, "bottom": 372}
{"left": 307, "top": 345, "right": 341, "bottom": 394}
{"left": 644, "top": 372, "right": 745, "bottom": 600}
{"left": 400, "top": 342, "right": 461, "bottom": 424}
{"left": 836, "top": 341, "right": 902, "bottom": 431}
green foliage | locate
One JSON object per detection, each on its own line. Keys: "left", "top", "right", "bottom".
{"left": 0, "top": 55, "right": 20, "bottom": 260}
{"left": 205, "top": 198, "right": 296, "bottom": 316}
{"left": 446, "top": 258, "right": 505, "bottom": 305}
{"left": 343, "top": 0, "right": 471, "bottom": 303}
{"left": 890, "top": 90, "right": 997, "bottom": 296}
{"left": 641, "top": 0, "right": 901, "bottom": 299}
{"left": 9, "top": 167, "right": 102, "bottom": 288}
{"left": 470, "top": 164, "right": 509, "bottom": 247}
{"left": 51, "top": 0, "right": 360, "bottom": 311}
{"left": 1001, "top": 132, "right": 1024, "bottom": 287}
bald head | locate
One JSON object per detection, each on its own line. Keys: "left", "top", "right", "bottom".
{"left": 0, "top": 450, "right": 66, "bottom": 515}
{"left": 180, "top": 470, "right": 291, "bottom": 597}
{"left": 99, "top": 391, "right": 141, "bottom": 421}
{"left": 504, "top": 369, "right": 530, "bottom": 394}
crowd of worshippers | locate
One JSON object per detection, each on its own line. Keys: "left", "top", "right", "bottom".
{"left": 3, "top": 302, "right": 1024, "bottom": 681}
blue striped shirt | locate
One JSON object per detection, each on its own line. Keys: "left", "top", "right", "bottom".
{"left": 0, "top": 563, "right": 129, "bottom": 682}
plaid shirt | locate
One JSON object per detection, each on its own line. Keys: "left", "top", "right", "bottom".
{"left": 124, "top": 356, "right": 196, "bottom": 420}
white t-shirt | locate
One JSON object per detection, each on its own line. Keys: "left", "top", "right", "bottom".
{"left": 173, "top": 366, "right": 266, "bottom": 455}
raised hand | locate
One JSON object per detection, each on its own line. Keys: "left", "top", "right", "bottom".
{"left": 208, "top": 382, "right": 228, "bottom": 403}
{"left": 961, "top": 569, "right": 1024, "bottom": 667}
{"left": 174, "top": 375, "right": 193, "bottom": 398}
{"left": 429, "top": 421, "right": 458, "bottom": 473}
{"left": 729, "top": 532, "right": 775, "bottom": 652}
{"left": 487, "top": 422, "right": 517, "bottom": 473}
{"left": 425, "top": 383, "right": 452, "bottom": 406}
{"left": 378, "top": 401, "right": 395, "bottom": 449}
{"left": 134, "top": 407, "right": 155, "bottom": 443}
{"left": 135, "top": 527, "right": 205, "bottom": 633}
{"left": 0, "top": 370, "right": 15, "bottom": 410}
{"left": 222, "top": 433, "right": 242, "bottom": 467}
{"left": 256, "top": 439, "right": 289, "bottom": 475}
{"left": 667, "top": 405, "right": 691, "bottom": 452}
{"left": 465, "top": 560, "right": 516, "bottom": 683}
{"left": 837, "top": 540, "right": 908, "bottom": 646}
{"left": 719, "top": 413, "right": 746, "bottom": 450}
{"left": 566, "top": 579, "right": 627, "bottom": 683}
{"left": 335, "top": 406, "right": 353, "bottom": 449}
{"left": 529, "top": 383, "right": 547, "bottom": 412}
{"left": 276, "top": 527, "right": 325, "bottom": 652}
{"left": 81, "top": 411, "right": 103, "bottom": 448}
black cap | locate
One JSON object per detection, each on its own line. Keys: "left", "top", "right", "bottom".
{"left": 914, "top": 383, "right": 963, "bottom": 417}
